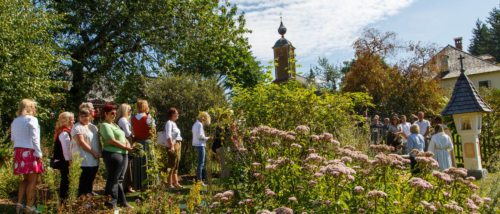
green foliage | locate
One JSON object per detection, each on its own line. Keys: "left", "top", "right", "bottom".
{"left": 68, "top": 154, "right": 82, "bottom": 203}
{"left": 0, "top": 0, "right": 66, "bottom": 129}
{"left": 231, "top": 80, "right": 373, "bottom": 136}
{"left": 48, "top": 0, "right": 263, "bottom": 109}
{"left": 186, "top": 181, "right": 203, "bottom": 212}
{"left": 480, "top": 88, "right": 500, "bottom": 172}
{"left": 145, "top": 74, "right": 228, "bottom": 173}
{"left": 0, "top": 160, "right": 21, "bottom": 198}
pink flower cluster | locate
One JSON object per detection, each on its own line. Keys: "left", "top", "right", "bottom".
{"left": 444, "top": 201, "right": 464, "bottom": 212}
{"left": 295, "top": 125, "right": 310, "bottom": 134}
{"left": 290, "top": 143, "right": 302, "bottom": 149}
{"left": 319, "top": 160, "right": 356, "bottom": 180}
{"left": 369, "top": 144, "right": 395, "bottom": 153}
{"left": 420, "top": 201, "right": 437, "bottom": 212}
{"left": 274, "top": 206, "right": 294, "bottom": 214}
{"left": 432, "top": 171, "right": 453, "bottom": 183}
{"left": 366, "top": 190, "right": 388, "bottom": 198}
{"left": 372, "top": 153, "right": 409, "bottom": 168}
{"left": 408, "top": 177, "right": 433, "bottom": 190}
{"left": 251, "top": 125, "right": 296, "bottom": 141}
{"left": 238, "top": 198, "right": 254, "bottom": 206}
{"left": 265, "top": 188, "right": 276, "bottom": 197}
{"left": 213, "top": 190, "right": 235, "bottom": 203}
{"left": 353, "top": 186, "right": 364, "bottom": 194}
{"left": 466, "top": 198, "right": 479, "bottom": 211}
{"left": 336, "top": 147, "right": 370, "bottom": 164}
{"left": 443, "top": 167, "right": 467, "bottom": 178}
{"left": 414, "top": 151, "right": 439, "bottom": 168}
{"left": 305, "top": 153, "right": 324, "bottom": 164}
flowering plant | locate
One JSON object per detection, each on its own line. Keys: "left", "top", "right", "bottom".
{"left": 207, "top": 125, "right": 494, "bottom": 213}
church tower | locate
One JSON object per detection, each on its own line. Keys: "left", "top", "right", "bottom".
{"left": 273, "top": 17, "right": 296, "bottom": 83}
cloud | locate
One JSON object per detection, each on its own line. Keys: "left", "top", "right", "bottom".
{"left": 230, "top": 0, "right": 415, "bottom": 66}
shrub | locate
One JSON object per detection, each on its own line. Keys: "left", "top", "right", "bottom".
{"left": 145, "top": 74, "right": 228, "bottom": 173}
{"left": 231, "top": 80, "right": 373, "bottom": 145}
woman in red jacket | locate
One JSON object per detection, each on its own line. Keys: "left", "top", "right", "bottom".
{"left": 131, "top": 99, "right": 155, "bottom": 190}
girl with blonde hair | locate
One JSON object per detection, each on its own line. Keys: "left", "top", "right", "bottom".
{"left": 51, "top": 112, "right": 75, "bottom": 202}
{"left": 11, "top": 99, "right": 43, "bottom": 213}
{"left": 192, "top": 111, "right": 211, "bottom": 185}
{"left": 116, "top": 103, "right": 135, "bottom": 192}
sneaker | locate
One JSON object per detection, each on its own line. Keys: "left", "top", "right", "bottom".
{"left": 201, "top": 182, "right": 208, "bottom": 187}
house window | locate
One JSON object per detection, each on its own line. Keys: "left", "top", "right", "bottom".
{"left": 478, "top": 80, "right": 491, "bottom": 88}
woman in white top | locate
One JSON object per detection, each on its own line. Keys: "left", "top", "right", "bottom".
{"left": 192, "top": 112, "right": 211, "bottom": 185}
{"left": 51, "top": 112, "right": 74, "bottom": 202}
{"left": 428, "top": 124, "right": 454, "bottom": 171}
{"left": 397, "top": 115, "right": 412, "bottom": 146}
{"left": 165, "top": 108, "right": 183, "bottom": 188}
{"left": 72, "top": 109, "right": 101, "bottom": 196}
{"left": 116, "top": 103, "right": 135, "bottom": 193}
{"left": 11, "top": 99, "right": 43, "bottom": 213}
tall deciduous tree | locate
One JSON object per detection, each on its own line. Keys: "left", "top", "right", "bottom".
{"left": 0, "top": 0, "right": 65, "bottom": 129}
{"left": 48, "top": 0, "right": 263, "bottom": 109}
{"left": 343, "top": 28, "right": 445, "bottom": 116}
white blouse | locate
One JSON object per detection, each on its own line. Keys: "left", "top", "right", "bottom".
{"left": 118, "top": 117, "right": 132, "bottom": 138}
{"left": 58, "top": 132, "right": 72, "bottom": 161}
{"left": 71, "top": 123, "right": 100, "bottom": 167}
{"left": 11, "top": 115, "right": 42, "bottom": 158}
{"left": 165, "top": 120, "right": 182, "bottom": 146}
{"left": 192, "top": 120, "right": 209, "bottom": 147}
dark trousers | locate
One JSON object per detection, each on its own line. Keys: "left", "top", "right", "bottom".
{"left": 410, "top": 156, "right": 420, "bottom": 175}
{"left": 78, "top": 166, "right": 99, "bottom": 196}
{"left": 58, "top": 163, "right": 69, "bottom": 202}
{"left": 123, "top": 157, "right": 134, "bottom": 191}
{"left": 103, "top": 151, "right": 128, "bottom": 207}
{"left": 133, "top": 139, "right": 150, "bottom": 190}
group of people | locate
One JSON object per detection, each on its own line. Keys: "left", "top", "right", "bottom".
{"left": 11, "top": 98, "right": 239, "bottom": 213}
{"left": 370, "top": 111, "right": 455, "bottom": 173}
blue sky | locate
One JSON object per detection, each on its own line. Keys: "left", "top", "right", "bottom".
{"left": 231, "top": 0, "right": 499, "bottom": 74}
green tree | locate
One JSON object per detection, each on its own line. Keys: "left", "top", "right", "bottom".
{"left": 48, "top": 0, "right": 263, "bottom": 109}
{"left": 487, "top": 6, "right": 500, "bottom": 62}
{"left": 0, "top": 0, "right": 65, "bottom": 129}
{"left": 313, "top": 57, "right": 341, "bottom": 91}
{"left": 468, "top": 19, "right": 492, "bottom": 56}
